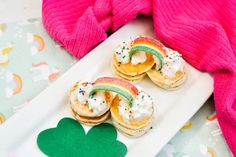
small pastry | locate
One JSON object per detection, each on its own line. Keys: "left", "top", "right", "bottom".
{"left": 146, "top": 47, "right": 187, "bottom": 90}
{"left": 70, "top": 81, "right": 113, "bottom": 125}
{"left": 97, "top": 78, "right": 155, "bottom": 137}
{"left": 112, "top": 38, "right": 156, "bottom": 82}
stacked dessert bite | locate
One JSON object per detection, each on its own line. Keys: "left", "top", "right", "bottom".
{"left": 112, "top": 37, "right": 187, "bottom": 90}
{"left": 69, "top": 36, "right": 187, "bottom": 137}
{"left": 69, "top": 77, "right": 154, "bottom": 137}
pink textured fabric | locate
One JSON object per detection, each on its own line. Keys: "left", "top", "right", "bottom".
{"left": 42, "top": 0, "right": 236, "bottom": 155}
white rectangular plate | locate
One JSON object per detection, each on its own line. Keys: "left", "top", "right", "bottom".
{"left": 0, "top": 18, "right": 213, "bottom": 157}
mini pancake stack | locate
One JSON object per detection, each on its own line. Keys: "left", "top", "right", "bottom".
{"left": 147, "top": 69, "right": 187, "bottom": 90}
{"left": 112, "top": 39, "right": 155, "bottom": 82}
{"left": 146, "top": 46, "right": 187, "bottom": 90}
{"left": 112, "top": 37, "right": 187, "bottom": 90}
{"left": 70, "top": 81, "right": 113, "bottom": 125}
{"left": 69, "top": 77, "right": 155, "bottom": 137}
{"left": 110, "top": 93, "right": 154, "bottom": 137}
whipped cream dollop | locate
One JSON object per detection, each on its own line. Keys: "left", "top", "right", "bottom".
{"left": 75, "top": 82, "right": 107, "bottom": 115}
{"left": 131, "top": 51, "right": 147, "bottom": 65}
{"left": 115, "top": 40, "right": 147, "bottom": 65}
{"left": 76, "top": 82, "right": 93, "bottom": 105}
{"left": 115, "top": 41, "right": 130, "bottom": 64}
{"left": 118, "top": 89, "right": 153, "bottom": 121}
{"left": 88, "top": 91, "right": 107, "bottom": 115}
{"left": 156, "top": 47, "right": 185, "bottom": 77}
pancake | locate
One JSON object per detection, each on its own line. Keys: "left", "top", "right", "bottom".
{"left": 146, "top": 68, "right": 187, "bottom": 90}
{"left": 110, "top": 95, "right": 154, "bottom": 137}
{"left": 70, "top": 81, "right": 113, "bottom": 117}
{"left": 113, "top": 53, "right": 155, "bottom": 76}
{"left": 112, "top": 63, "right": 146, "bottom": 82}
{"left": 72, "top": 109, "right": 110, "bottom": 126}
{"left": 111, "top": 116, "right": 153, "bottom": 137}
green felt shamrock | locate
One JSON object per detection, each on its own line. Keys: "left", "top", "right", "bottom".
{"left": 37, "top": 118, "right": 127, "bottom": 157}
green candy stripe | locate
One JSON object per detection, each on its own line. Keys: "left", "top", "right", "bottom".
{"left": 129, "top": 46, "right": 164, "bottom": 70}
{"left": 89, "top": 85, "right": 134, "bottom": 107}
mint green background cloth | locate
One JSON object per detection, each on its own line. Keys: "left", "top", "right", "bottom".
{"left": 0, "top": 19, "right": 232, "bottom": 157}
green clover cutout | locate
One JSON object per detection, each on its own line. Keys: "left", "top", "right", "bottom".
{"left": 37, "top": 118, "right": 127, "bottom": 157}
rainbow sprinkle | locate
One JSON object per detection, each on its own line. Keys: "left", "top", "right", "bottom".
{"left": 89, "top": 77, "right": 138, "bottom": 107}
{"left": 0, "top": 113, "right": 5, "bottom": 125}
{"left": 129, "top": 37, "right": 166, "bottom": 70}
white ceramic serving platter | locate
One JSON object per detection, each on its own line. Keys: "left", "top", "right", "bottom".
{"left": 0, "top": 19, "right": 213, "bottom": 157}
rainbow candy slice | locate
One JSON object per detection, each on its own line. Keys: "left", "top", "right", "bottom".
{"left": 129, "top": 37, "right": 166, "bottom": 70}
{"left": 89, "top": 77, "right": 139, "bottom": 107}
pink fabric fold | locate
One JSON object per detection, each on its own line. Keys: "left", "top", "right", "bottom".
{"left": 42, "top": 0, "right": 236, "bottom": 155}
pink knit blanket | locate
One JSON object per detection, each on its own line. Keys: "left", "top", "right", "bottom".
{"left": 42, "top": 0, "right": 236, "bottom": 155}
